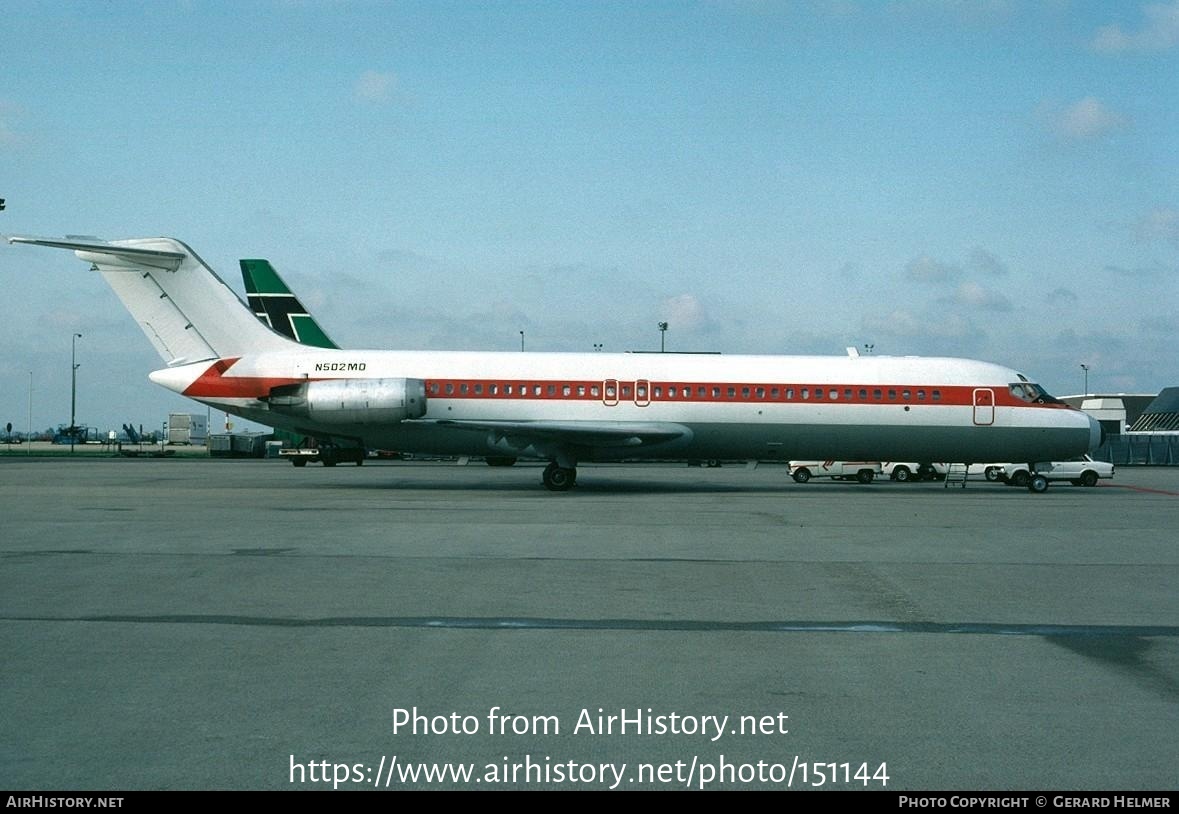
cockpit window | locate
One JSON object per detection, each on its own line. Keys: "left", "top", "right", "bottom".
{"left": 1009, "top": 383, "right": 1060, "bottom": 404}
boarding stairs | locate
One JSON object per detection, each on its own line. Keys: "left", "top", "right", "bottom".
{"left": 943, "top": 463, "right": 969, "bottom": 489}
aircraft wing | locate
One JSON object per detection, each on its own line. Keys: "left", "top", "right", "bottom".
{"left": 429, "top": 419, "right": 692, "bottom": 450}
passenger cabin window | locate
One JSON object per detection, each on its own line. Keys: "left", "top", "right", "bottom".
{"left": 859, "top": 389, "right": 867, "bottom": 400}
{"left": 932, "top": 390, "right": 941, "bottom": 401}
{"left": 801, "top": 388, "right": 809, "bottom": 400}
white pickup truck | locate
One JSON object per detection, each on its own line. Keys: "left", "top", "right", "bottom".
{"left": 789, "top": 461, "right": 882, "bottom": 484}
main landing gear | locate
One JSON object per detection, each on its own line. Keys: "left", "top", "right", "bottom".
{"left": 542, "top": 462, "right": 577, "bottom": 492}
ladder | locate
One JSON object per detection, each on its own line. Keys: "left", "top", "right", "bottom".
{"left": 944, "top": 463, "right": 969, "bottom": 488}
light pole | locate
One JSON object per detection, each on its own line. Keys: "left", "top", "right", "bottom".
{"left": 658, "top": 322, "right": 668, "bottom": 352}
{"left": 28, "top": 371, "right": 33, "bottom": 456}
{"left": 1080, "top": 364, "right": 1090, "bottom": 397}
{"left": 593, "top": 343, "right": 603, "bottom": 352}
{"left": 519, "top": 331, "right": 524, "bottom": 352}
{"left": 70, "top": 333, "right": 82, "bottom": 451}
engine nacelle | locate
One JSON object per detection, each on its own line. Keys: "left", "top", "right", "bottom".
{"left": 269, "top": 378, "right": 427, "bottom": 425}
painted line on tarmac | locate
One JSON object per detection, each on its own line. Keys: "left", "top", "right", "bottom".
{"left": 7, "top": 614, "right": 1179, "bottom": 638}
{"left": 1103, "top": 483, "right": 1179, "bottom": 497}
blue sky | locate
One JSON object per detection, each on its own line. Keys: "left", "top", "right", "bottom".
{"left": 1, "top": 0, "right": 1176, "bottom": 435}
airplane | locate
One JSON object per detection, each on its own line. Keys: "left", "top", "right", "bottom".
{"left": 6, "top": 235, "right": 1102, "bottom": 492}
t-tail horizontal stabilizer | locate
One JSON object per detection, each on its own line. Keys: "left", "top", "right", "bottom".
{"left": 7, "top": 235, "right": 298, "bottom": 365}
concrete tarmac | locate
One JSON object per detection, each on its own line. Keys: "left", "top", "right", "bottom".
{"left": 1, "top": 458, "right": 1176, "bottom": 790}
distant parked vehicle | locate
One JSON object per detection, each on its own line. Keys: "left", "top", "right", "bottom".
{"left": 789, "top": 461, "right": 881, "bottom": 484}
{"left": 1000, "top": 456, "right": 1114, "bottom": 489}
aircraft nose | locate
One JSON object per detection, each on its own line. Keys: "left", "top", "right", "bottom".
{"left": 1088, "top": 414, "right": 1105, "bottom": 451}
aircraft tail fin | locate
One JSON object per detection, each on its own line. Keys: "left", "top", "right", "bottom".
{"left": 240, "top": 259, "right": 338, "bottom": 349}
{"left": 7, "top": 236, "right": 299, "bottom": 365}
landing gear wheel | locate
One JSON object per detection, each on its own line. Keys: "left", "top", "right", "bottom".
{"left": 1010, "top": 470, "right": 1030, "bottom": 488}
{"left": 1027, "top": 473, "right": 1049, "bottom": 494}
{"left": 542, "top": 464, "right": 576, "bottom": 491}
{"left": 792, "top": 469, "right": 811, "bottom": 483}
{"left": 857, "top": 470, "right": 875, "bottom": 484}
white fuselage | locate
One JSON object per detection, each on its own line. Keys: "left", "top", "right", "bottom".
{"left": 150, "top": 348, "right": 1101, "bottom": 465}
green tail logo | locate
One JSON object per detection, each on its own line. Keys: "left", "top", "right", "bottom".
{"left": 240, "top": 259, "right": 337, "bottom": 349}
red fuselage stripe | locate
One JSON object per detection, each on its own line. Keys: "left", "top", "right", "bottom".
{"left": 421, "top": 379, "right": 1069, "bottom": 410}
{"left": 178, "top": 359, "right": 1073, "bottom": 411}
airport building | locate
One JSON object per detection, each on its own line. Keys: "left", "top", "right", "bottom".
{"left": 1066, "top": 388, "right": 1179, "bottom": 466}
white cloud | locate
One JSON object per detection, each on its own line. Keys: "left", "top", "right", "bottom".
{"left": 659, "top": 293, "right": 715, "bottom": 334}
{"left": 1092, "top": 1, "right": 1179, "bottom": 53}
{"left": 946, "top": 281, "right": 1013, "bottom": 311}
{"left": 905, "top": 254, "right": 959, "bottom": 283}
{"left": 355, "top": 70, "right": 396, "bottom": 103}
{"left": 861, "top": 308, "right": 974, "bottom": 339}
{"left": 1047, "top": 97, "right": 1125, "bottom": 140}
{"left": 0, "top": 100, "right": 22, "bottom": 146}
{"left": 1103, "top": 262, "right": 1174, "bottom": 278}
{"left": 966, "top": 246, "right": 1008, "bottom": 276}
{"left": 1046, "top": 287, "right": 1079, "bottom": 306}
{"left": 1136, "top": 208, "right": 1179, "bottom": 245}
